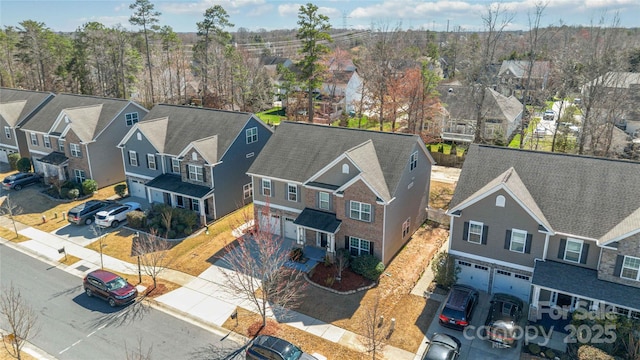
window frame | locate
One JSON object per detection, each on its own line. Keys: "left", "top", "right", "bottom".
{"left": 349, "top": 236, "right": 371, "bottom": 256}
{"left": 402, "top": 218, "right": 411, "bottom": 238}
{"left": 246, "top": 127, "right": 258, "bottom": 144}
{"left": 4, "top": 126, "right": 10, "bottom": 139}
{"left": 30, "top": 133, "right": 38, "bottom": 146}
{"left": 147, "top": 154, "right": 156, "bottom": 170}
{"left": 564, "top": 239, "right": 584, "bottom": 263}
{"left": 349, "top": 201, "right": 371, "bottom": 222}
{"left": 125, "top": 112, "right": 139, "bottom": 127}
{"left": 171, "top": 158, "right": 180, "bottom": 173}
{"left": 43, "top": 135, "right": 51, "bottom": 148}
{"left": 128, "top": 150, "right": 138, "bottom": 166}
{"left": 621, "top": 256, "right": 640, "bottom": 281}
{"left": 70, "top": 143, "right": 81, "bottom": 157}
{"left": 409, "top": 151, "right": 418, "bottom": 171}
{"left": 58, "top": 139, "right": 65, "bottom": 152}
{"left": 287, "top": 183, "right": 297, "bottom": 202}
{"left": 509, "top": 229, "right": 527, "bottom": 253}
{"left": 188, "top": 165, "right": 204, "bottom": 182}
{"left": 261, "top": 179, "right": 271, "bottom": 197}
{"left": 243, "top": 183, "right": 253, "bottom": 199}
{"left": 74, "top": 169, "right": 86, "bottom": 183}
{"left": 319, "top": 192, "right": 330, "bottom": 210}
{"left": 191, "top": 199, "right": 200, "bottom": 212}
{"left": 468, "top": 221, "right": 484, "bottom": 244}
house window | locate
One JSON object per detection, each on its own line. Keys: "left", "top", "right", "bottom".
{"left": 171, "top": 158, "right": 180, "bottom": 173}
{"left": 342, "top": 164, "right": 349, "bottom": 174}
{"left": 402, "top": 218, "right": 411, "bottom": 238}
{"left": 349, "top": 236, "right": 371, "bottom": 256}
{"left": 58, "top": 139, "right": 65, "bottom": 152}
{"left": 74, "top": 169, "right": 86, "bottom": 183}
{"left": 349, "top": 201, "right": 371, "bottom": 222}
{"left": 261, "top": 179, "right": 271, "bottom": 196}
{"left": 468, "top": 221, "right": 484, "bottom": 244}
{"left": 192, "top": 199, "right": 200, "bottom": 212}
{"left": 4, "top": 127, "right": 10, "bottom": 139}
{"left": 246, "top": 127, "right": 258, "bottom": 144}
{"left": 243, "top": 183, "right": 253, "bottom": 199}
{"left": 30, "top": 133, "right": 38, "bottom": 146}
{"left": 136, "top": 133, "right": 142, "bottom": 141}
{"left": 509, "top": 229, "right": 527, "bottom": 253}
{"left": 125, "top": 112, "right": 139, "bottom": 126}
{"left": 191, "top": 152, "right": 198, "bottom": 161}
{"left": 43, "top": 136, "right": 51, "bottom": 148}
{"left": 176, "top": 196, "right": 184, "bottom": 208}
{"left": 564, "top": 239, "right": 583, "bottom": 263}
{"left": 410, "top": 151, "right": 418, "bottom": 171}
{"left": 621, "top": 256, "right": 640, "bottom": 281}
{"left": 70, "top": 143, "right": 81, "bottom": 157}
{"left": 188, "top": 165, "right": 204, "bottom": 182}
{"left": 287, "top": 183, "right": 297, "bottom": 202}
{"left": 319, "top": 192, "right": 330, "bottom": 210}
{"left": 147, "top": 154, "right": 156, "bottom": 170}
{"left": 128, "top": 151, "right": 138, "bottom": 166}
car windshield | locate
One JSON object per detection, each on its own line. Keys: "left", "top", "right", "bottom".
{"left": 281, "top": 345, "right": 302, "bottom": 360}
{"left": 3, "top": 176, "right": 15, "bottom": 183}
{"left": 106, "top": 277, "right": 127, "bottom": 291}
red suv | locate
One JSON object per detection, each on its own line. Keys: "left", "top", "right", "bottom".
{"left": 83, "top": 270, "right": 138, "bottom": 307}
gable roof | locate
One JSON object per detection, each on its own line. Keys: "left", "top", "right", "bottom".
{"left": 498, "top": 60, "right": 550, "bottom": 79}
{"left": 20, "top": 93, "right": 132, "bottom": 141}
{"left": 0, "top": 88, "right": 54, "bottom": 127}
{"left": 131, "top": 104, "right": 257, "bottom": 160}
{"left": 584, "top": 71, "right": 640, "bottom": 89}
{"left": 450, "top": 145, "right": 640, "bottom": 241}
{"left": 248, "top": 121, "right": 430, "bottom": 200}
{"left": 438, "top": 85, "right": 523, "bottom": 122}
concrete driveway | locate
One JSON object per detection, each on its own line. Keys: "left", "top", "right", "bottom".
{"left": 425, "top": 291, "right": 522, "bottom": 360}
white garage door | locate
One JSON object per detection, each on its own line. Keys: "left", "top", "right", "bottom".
{"left": 456, "top": 260, "right": 489, "bottom": 292}
{"left": 129, "top": 179, "right": 146, "bottom": 198}
{"left": 284, "top": 217, "right": 297, "bottom": 239}
{"left": 260, "top": 213, "right": 281, "bottom": 236}
{"left": 492, "top": 269, "right": 531, "bottom": 302}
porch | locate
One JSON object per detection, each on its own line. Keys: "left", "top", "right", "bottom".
{"left": 283, "top": 240, "right": 327, "bottom": 273}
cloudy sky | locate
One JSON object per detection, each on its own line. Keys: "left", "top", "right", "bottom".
{"left": 1, "top": 0, "right": 638, "bottom": 33}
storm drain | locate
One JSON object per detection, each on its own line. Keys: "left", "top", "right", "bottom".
{"left": 75, "top": 264, "right": 90, "bottom": 272}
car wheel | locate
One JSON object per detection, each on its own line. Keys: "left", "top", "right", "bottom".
{"left": 111, "top": 220, "right": 119, "bottom": 228}
{"left": 85, "top": 217, "right": 93, "bottom": 225}
{"left": 108, "top": 298, "right": 117, "bottom": 307}
{"left": 14, "top": 184, "right": 21, "bottom": 190}
{"left": 85, "top": 288, "right": 93, "bottom": 297}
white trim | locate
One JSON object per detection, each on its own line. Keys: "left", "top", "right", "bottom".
{"left": 467, "top": 220, "right": 484, "bottom": 244}
{"left": 85, "top": 143, "right": 93, "bottom": 181}
{"left": 336, "top": 174, "right": 388, "bottom": 204}
{"left": 621, "top": 255, "right": 640, "bottom": 281}
{"left": 305, "top": 153, "right": 361, "bottom": 184}
{"left": 563, "top": 238, "right": 584, "bottom": 263}
{"left": 246, "top": 173, "right": 304, "bottom": 186}
{"left": 553, "top": 231, "right": 598, "bottom": 242}
{"left": 382, "top": 202, "right": 387, "bottom": 263}
{"left": 124, "top": 172, "right": 155, "bottom": 180}
{"left": 509, "top": 228, "right": 527, "bottom": 253}
{"left": 95, "top": 101, "right": 147, "bottom": 141}
{"left": 253, "top": 200, "right": 302, "bottom": 214}
{"left": 449, "top": 250, "right": 535, "bottom": 272}
{"left": 599, "top": 228, "right": 640, "bottom": 246}
{"left": 532, "top": 284, "right": 638, "bottom": 313}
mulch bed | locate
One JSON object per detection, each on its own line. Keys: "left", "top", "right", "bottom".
{"left": 308, "top": 263, "right": 374, "bottom": 292}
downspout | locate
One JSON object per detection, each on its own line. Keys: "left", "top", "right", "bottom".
{"left": 542, "top": 233, "right": 550, "bottom": 261}
{"left": 382, "top": 202, "right": 387, "bottom": 263}
{"left": 448, "top": 215, "right": 455, "bottom": 252}
{"left": 85, "top": 143, "right": 94, "bottom": 180}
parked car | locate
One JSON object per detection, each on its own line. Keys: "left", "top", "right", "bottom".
{"left": 94, "top": 202, "right": 141, "bottom": 228}
{"left": 83, "top": 269, "right": 137, "bottom": 307}
{"left": 438, "top": 284, "right": 479, "bottom": 330}
{"left": 543, "top": 110, "right": 555, "bottom": 121}
{"left": 67, "top": 200, "right": 113, "bottom": 225}
{"left": 2, "top": 172, "right": 40, "bottom": 191}
{"left": 422, "top": 333, "right": 461, "bottom": 360}
{"left": 482, "top": 293, "right": 525, "bottom": 348}
{"left": 246, "top": 335, "right": 318, "bottom": 360}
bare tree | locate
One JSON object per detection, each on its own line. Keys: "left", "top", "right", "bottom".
{"left": 0, "top": 284, "right": 38, "bottom": 360}
{"left": 219, "top": 201, "right": 307, "bottom": 331}
{"left": 0, "top": 194, "right": 22, "bottom": 238}
{"left": 133, "top": 230, "right": 175, "bottom": 289}
{"left": 334, "top": 248, "right": 349, "bottom": 281}
{"left": 360, "top": 294, "right": 390, "bottom": 360}
{"left": 159, "top": 207, "right": 172, "bottom": 238}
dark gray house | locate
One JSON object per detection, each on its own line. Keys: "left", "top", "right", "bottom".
{"left": 118, "top": 104, "right": 273, "bottom": 223}
{"left": 0, "top": 88, "right": 55, "bottom": 163}
{"left": 247, "top": 121, "right": 433, "bottom": 265}
{"left": 447, "top": 144, "right": 640, "bottom": 322}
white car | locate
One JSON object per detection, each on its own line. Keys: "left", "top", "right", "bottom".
{"left": 94, "top": 202, "right": 141, "bottom": 228}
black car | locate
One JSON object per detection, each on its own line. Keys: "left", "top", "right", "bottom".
{"left": 246, "top": 335, "right": 318, "bottom": 360}
{"left": 438, "top": 284, "right": 479, "bottom": 330}
{"left": 422, "top": 333, "right": 461, "bottom": 360}
{"left": 483, "top": 293, "right": 525, "bottom": 348}
{"left": 67, "top": 200, "right": 113, "bottom": 225}
{"left": 2, "top": 172, "right": 40, "bottom": 191}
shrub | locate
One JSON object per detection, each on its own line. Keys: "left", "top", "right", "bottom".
{"left": 8, "top": 153, "right": 20, "bottom": 170}
{"left": 126, "top": 211, "right": 146, "bottom": 228}
{"left": 431, "top": 251, "right": 459, "bottom": 290}
{"left": 289, "top": 248, "right": 304, "bottom": 262}
{"left": 67, "top": 188, "right": 80, "bottom": 199}
{"left": 16, "top": 157, "right": 32, "bottom": 172}
{"left": 577, "top": 345, "right": 614, "bottom": 360}
{"left": 528, "top": 343, "right": 541, "bottom": 355}
{"left": 82, "top": 179, "right": 98, "bottom": 195}
{"left": 545, "top": 349, "right": 555, "bottom": 358}
{"left": 114, "top": 184, "right": 127, "bottom": 198}
{"left": 351, "top": 254, "right": 384, "bottom": 281}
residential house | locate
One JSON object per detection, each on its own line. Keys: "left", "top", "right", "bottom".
{"left": 438, "top": 84, "right": 523, "bottom": 143}
{"left": 321, "top": 70, "right": 363, "bottom": 116}
{"left": 497, "top": 60, "right": 551, "bottom": 100}
{"left": 118, "top": 104, "right": 273, "bottom": 223}
{"left": 247, "top": 121, "right": 433, "bottom": 265}
{"left": 446, "top": 144, "right": 640, "bottom": 322}
{"left": 0, "top": 88, "right": 54, "bottom": 163}
{"left": 21, "top": 93, "right": 147, "bottom": 187}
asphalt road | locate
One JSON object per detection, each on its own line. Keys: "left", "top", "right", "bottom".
{"left": 0, "top": 244, "right": 245, "bottom": 360}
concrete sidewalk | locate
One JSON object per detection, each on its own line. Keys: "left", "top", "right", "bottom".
{"left": 0, "top": 217, "right": 417, "bottom": 360}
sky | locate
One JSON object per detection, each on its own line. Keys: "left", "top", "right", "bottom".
{"left": 1, "top": 0, "right": 638, "bottom": 34}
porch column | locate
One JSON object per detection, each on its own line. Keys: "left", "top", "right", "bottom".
{"left": 296, "top": 226, "right": 305, "bottom": 245}
{"left": 531, "top": 285, "right": 540, "bottom": 308}
{"left": 328, "top": 233, "right": 335, "bottom": 253}
{"left": 590, "top": 300, "right": 600, "bottom": 312}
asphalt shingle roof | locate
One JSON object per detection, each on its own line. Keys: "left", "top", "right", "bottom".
{"left": 0, "top": 88, "right": 54, "bottom": 127}
{"left": 248, "top": 121, "right": 424, "bottom": 200}
{"left": 145, "top": 174, "right": 211, "bottom": 198}
{"left": 450, "top": 145, "right": 640, "bottom": 240}
{"left": 437, "top": 85, "right": 522, "bottom": 123}
{"left": 293, "top": 208, "right": 342, "bottom": 233}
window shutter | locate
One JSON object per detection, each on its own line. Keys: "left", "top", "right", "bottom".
{"left": 525, "top": 234, "right": 532, "bottom": 254}
{"left": 346, "top": 201, "right": 350, "bottom": 218}
{"left": 482, "top": 225, "right": 488, "bottom": 245}
{"left": 558, "top": 239, "right": 566, "bottom": 259}
{"left": 202, "top": 168, "right": 206, "bottom": 182}
{"left": 369, "top": 242, "right": 374, "bottom": 255}
{"left": 316, "top": 193, "right": 320, "bottom": 208}
{"left": 345, "top": 236, "right": 349, "bottom": 249}
{"left": 613, "top": 255, "right": 624, "bottom": 277}
{"left": 370, "top": 206, "right": 375, "bottom": 223}
{"left": 185, "top": 164, "right": 189, "bottom": 178}
{"left": 463, "top": 222, "right": 469, "bottom": 241}
{"left": 580, "top": 243, "right": 589, "bottom": 264}
{"left": 504, "top": 230, "right": 512, "bottom": 249}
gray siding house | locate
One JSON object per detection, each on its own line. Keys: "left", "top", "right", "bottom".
{"left": 247, "top": 121, "right": 433, "bottom": 265}
{"left": 0, "top": 88, "right": 55, "bottom": 163}
{"left": 118, "top": 104, "right": 273, "bottom": 223}
{"left": 20, "top": 93, "right": 147, "bottom": 187}
{"left": 447, "top": 144, "right": 640, "bottom": 321}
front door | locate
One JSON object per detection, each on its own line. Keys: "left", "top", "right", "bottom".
{"left": 317, "top": 232, "right": 328, "bottom": 248}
